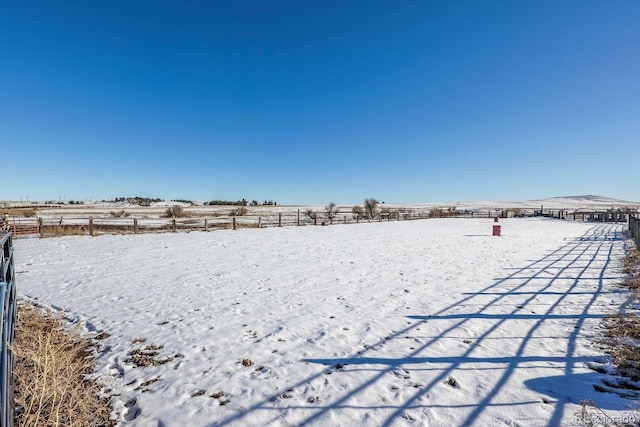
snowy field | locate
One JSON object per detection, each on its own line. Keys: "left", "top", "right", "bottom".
{"left": 14, "top": 218, "right": 639, "bottom": 426}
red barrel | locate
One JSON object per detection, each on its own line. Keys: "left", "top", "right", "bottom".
{"left": 493, "top": 225, "right": 501, "bottom": 236}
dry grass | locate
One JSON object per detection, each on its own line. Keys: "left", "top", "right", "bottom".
{"left": 577, "top": 244, "right": 640, "bottom": 423}
{"left": 621, "top": 247, "right": 640, "bottom": 292}
{"left": 40, "top": 226, "right": 89, "bottom": 237}
{"left": 208, "top": 222, "right": 233, "bottom": 230}
{"left": 40, "top": 225, "right": 138, "bottom": 237}
{"left": 237, "top": 221, "right": 261, "bottom": 229}
{"left": 2, "top": 207, "right": 38, "bottom": 218}
{"left": 578, "top": 400, "right": 632, "bottom": 427}
{"left": 601, "top": 313, "right": 640, "bottom": 381}
{"left": 13, "top": 303, "right": 114, "bottom": 427}
{"left": 599, "top": 245, "right": 640, "bottom": 381}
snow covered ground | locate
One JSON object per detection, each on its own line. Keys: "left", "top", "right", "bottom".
{"left": 14, "top": 218, "right": 640, "bottom": 426}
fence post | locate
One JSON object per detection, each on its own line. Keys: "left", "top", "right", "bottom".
{"left": 89, "top": 218, "right": 94, "bottom": 236}
{"left": 258, "top": 217, "right": 261, "bottom": 229}
{"left": 297, "top": 210, "right": 300, "bottom": 226}
{"left": 344, "top": 215, "right": 347, "bottom": 224}
{"left": 134, "top": 218, "right": 139, "bottom": 234}
{"left": 172, "top": 219, "right": 176, "bottom": 232}
{"left": 204, "top": 218, "right": 208, "bottom": 232}
{"left": 233, "top": 217, "right": 237, "bottom": 230}
{"left": 630, "top": 215, "right": 640, "bottom": 250}
{"left": 279, "top": 213, "right": 282, "bottom": 227}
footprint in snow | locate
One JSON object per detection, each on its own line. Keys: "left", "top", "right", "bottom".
{"left": 123, "top": 398, "right": 141, "bottom": 421}
{"left": 446, "top": 377, "right": 459, "bottom": 388}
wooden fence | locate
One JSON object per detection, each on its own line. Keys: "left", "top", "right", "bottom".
{"left": 37, "top": 211, "right": 431, "bottom": 237}
{"left": 630, "top": 215, "right": 640, "bottom": 250}
{"left": 0, "top": 232, "right": 16, "bottom": 427}
{"left": 5, "top": 207, "right": 637, "bottom": 238}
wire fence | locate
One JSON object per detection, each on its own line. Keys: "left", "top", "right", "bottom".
{"left": 0, "top": 231, "right": 16, "bottom": 427}
{"left": 630, "top": 215, "right": 640, "bottom": 250}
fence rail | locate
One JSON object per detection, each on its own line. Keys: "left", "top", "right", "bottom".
{"left": 36, "top": 211, "right": 435, "bottom": 236}
{"left": 7, "top": 218, "right": 39, "bottom": 238}
{"left": 4, "top": 207, "right": 636, "bottom": 238}
{"left": 0, "top": 232, "right": 16, "bottom": 427}
{"left": 630, "top": 215, "right": 640, "bottom": 250}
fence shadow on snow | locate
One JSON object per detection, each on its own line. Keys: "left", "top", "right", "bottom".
{"left": 212, "top": 224, "right": 631, "bottom": 426}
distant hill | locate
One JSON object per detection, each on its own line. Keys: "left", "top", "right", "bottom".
{"left": 529, "top": 195, "right": 638, "bottom": 207}
{"left": 373, "top": 195, "right": 639, "bottom": 212}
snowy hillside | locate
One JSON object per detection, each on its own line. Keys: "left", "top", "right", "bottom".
{"left": 531, "top": 195, "right": 638, "bottom": 207}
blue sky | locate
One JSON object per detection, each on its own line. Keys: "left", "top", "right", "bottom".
{"left": 2, "top": 1, "right": 639, "bottom": 204}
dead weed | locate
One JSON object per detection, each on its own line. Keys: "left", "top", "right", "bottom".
{"left": 599, "top": 245, "right": 640, "bottom": 382}
{"left": 13, "top": 303, "right": 114, "bottom": 426}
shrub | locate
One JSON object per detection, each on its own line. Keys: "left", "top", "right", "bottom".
{"left": 364, "top": 198, "right": 378, "bottom": 220}
{"left": 165, "top": 205, "right": 185, "bottom": 218}
{"left": 325, "top": 202, "right": 339, "bottom": 222}
{"left": 352, "top": 205, "right": 364, "bottom": 219}
{"left": 430, "top": 208, "right": 446, "bottom": 218}
{"left": 110, "top": 210, "right": 130, "bottom": 218}
{"left": 230, "top": 206, "right": 248, "bottom": 216}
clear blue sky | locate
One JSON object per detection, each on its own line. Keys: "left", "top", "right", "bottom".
{"left": 2, "top": 1, "right": 639, "bottom": 204}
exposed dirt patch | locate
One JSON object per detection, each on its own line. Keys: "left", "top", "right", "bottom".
{"left": 124, "top": 345, "right": 173, "bottom": 368}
